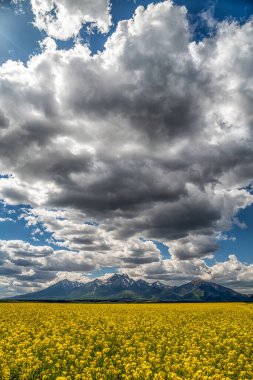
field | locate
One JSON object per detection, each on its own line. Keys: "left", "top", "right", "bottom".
{"left": 0, "top": 303, "right": 252, "bottom": 380}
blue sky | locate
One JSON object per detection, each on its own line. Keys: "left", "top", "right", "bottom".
{"left": 0, "top": 0, "right": 253, "bottom": 295}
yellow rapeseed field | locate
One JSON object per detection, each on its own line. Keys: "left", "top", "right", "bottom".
{"left": 0, "top": 303, "right": 252, "bottom": 380}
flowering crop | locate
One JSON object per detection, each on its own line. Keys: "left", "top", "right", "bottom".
{"left": 0, "top": 303, "right": 252, "bottom": 379}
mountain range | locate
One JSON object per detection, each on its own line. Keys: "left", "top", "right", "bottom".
{"left": 6, "top": 273, "right": 252, "bottom": 302}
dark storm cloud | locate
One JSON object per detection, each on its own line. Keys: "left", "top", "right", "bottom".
{"left": 60, "top": 4, "right": 203, "bottom": 143}
{"left": 1, "top": 187, "right": 28, "bottom": 204}
{"left": 48, "top": 156, "right": 189, "bottom": 215}
{"left": 16, "top": 270, "right": 57, "bottom": 282}
{"left": 169, "top": 234, "right": 219, "bottom": 260}
{"left": 123, "top": 255, "right": 160, "bottom": 265}
{"left": 11, "top": 258, "right": 43, "bottom": 267}
{"left": 44, "top": 254, "right": 97, "bottom": 272}
{"left": 109, "top": 194, "right": 221, "bottom": 242}
{"left": 0, "top": 110, "right": 9, "bottom": 129}
{"left": 0, "top": 267, "right": 22, "bottom": 276}
{"left": 141, "top": 198, "right": 220, "bottom": 239}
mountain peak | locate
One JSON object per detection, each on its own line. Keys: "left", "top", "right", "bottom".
{"left": 8, "top": 272, "right": 250, "bottom": 302}
{"left": 110, "top": 273, "right": 130, "bottom": 279}
{"left": 151, "top": 280, "right": 170, "bottom": 289}
{"left": 106, "top": 273, "right": 134, "bottom": 286}
{"left": 56, "top": 279, "right": 85, "bottom": 289}
{"left": 190, "top": 279, "right": 207, "bottom": 286}
{"left": 59, "top": 279, "right": 72, "bottom": 284}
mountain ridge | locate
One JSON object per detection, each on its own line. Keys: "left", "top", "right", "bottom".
{"left": 6, "top": 273, "right": 251, "bottom": 302}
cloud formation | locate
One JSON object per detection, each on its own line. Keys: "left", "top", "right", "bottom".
{"left": 126, "top": 255, "right": 253, "bottom": 294}
{"left": 0, "top": 1, "right": 253, "bottom": 294}
{"left": 30, "top": 0, "right": 112, "bottom": 40}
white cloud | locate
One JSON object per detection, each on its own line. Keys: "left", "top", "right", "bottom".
{"left": 126, "top": 255, "right": 253, "bottom": 294}
{"left": 30, "top": 0, "right": 112, "bottom": 40}
{"left": 0, "top": 232, "right": 252, "bottom": 294}
{"left": 0, "top": 217, "right": 14, "bottom": 222}
{"left": 0, "top": 240, "right": 54, "bottom": 257}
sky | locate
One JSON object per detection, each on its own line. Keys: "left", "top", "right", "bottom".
{"left": 0, "top": 0, "right": 253, "bottom": 296}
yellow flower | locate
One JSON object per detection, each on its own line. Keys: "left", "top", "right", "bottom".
{"left": 0, "top": 302, "right": 252, "bottom": 379}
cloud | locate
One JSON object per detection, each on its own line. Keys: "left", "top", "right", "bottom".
{"left": 20, "top": 207, "right": 162, "bottom": 267}
{"left": 30, "top": 0, "right": 112, "bottom": 40}
{"left": 0, "top": 213, "right": 162, "bottom": 294}
{"left": 0, "top": 208, "right": 162, "bottom": 291}
{"left": 202, "top": 255, "right": 253, "bottom": 293}
{"left": 0, "top": 1, "right": 253, "bottom": 294}
{"left": 0, "top": 232, "right": 252, "bottom": 294}
{"left": 125, "top": 255, "right": 253, "bottom": 294}
{"left": 0, "top": 217, "right": 14, "bottom": 222}
{"left": 168, "top": 234, "right": 218, "bottom": 260}
{"left": 0, "top": 240, "right": 54, "bottom": 258}
{"left": 0, "top": 110, "right": 9, "bottom": 129}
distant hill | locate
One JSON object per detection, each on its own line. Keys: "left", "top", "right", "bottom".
{"left": 7, "top": 273, "right": 250, "bottom": 302}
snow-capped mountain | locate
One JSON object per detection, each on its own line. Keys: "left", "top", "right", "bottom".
{"left": 8, "top": 273, "right": 249, "bottom": 302}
